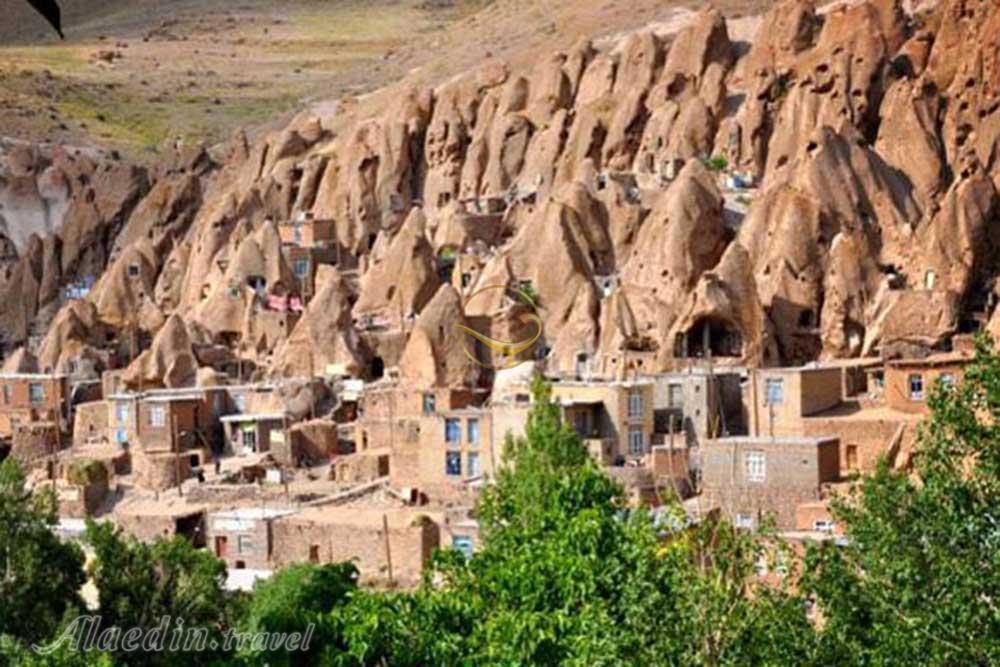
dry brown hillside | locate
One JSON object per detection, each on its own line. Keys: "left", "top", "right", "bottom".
{"left": 0, "top": 0, "right": 773, "bottom": 159}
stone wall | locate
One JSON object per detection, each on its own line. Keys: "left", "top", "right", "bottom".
{"left": 271, "top": 507, "right": 440, "bottom": 587}
{"left": 72, "top": 400, "right": 109, "bottom": 446}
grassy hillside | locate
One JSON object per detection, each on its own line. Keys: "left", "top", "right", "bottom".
{"left": 0, "top": 0, "right": 774, "bottom": 160}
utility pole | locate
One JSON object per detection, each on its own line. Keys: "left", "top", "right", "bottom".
{"left": 382, "top": 513, "right": 394, "bottom": 587}
{"left": 173, "top": 413, "right": 183, "bottom": 497}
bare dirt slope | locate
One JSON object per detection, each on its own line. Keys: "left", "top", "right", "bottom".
{"left": 0, "top": 0, "right": 774, "bottom": 160}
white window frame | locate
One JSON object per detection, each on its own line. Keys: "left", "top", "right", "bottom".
{"left": 667, "top": 383, "right": 683, "bottom": 409}
{"left": 745, "top": 451, "right": 766, "bottom": 483}
{"left": 150, "top": 406, "right": 166, "bottom": 428}
{"left": 29, "top": 382, "right": 45, "bottom": 405}
{"left": 735, "top": 513, "right": 754, "bottom": 530}
{"left": 813, "top": 520, "right": 836, "bottom": 534}
{"left": 467, "top": 451, "right": 481, "bottom": 478}
{"left": 908, "top": 374, "right": 925, "bottom": 400}
{"left": 628, "top": 427, "right": 644, "bottom": 456}
{"left": 628, "top": 391, "right": 643, "bottom": 418}
{"left": 237, "top": 535, "right": 253, "bottom": 555}
{"left": 764, "top": 378, "right": 784, "bottom": 405}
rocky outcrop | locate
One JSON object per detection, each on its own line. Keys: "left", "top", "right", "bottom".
{"left": 9, "top": 0, "right": 1000, "bottom": 389}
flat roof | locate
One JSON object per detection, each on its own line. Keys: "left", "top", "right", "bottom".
{"left": 225, "top": 569, "right": 273, "bottom": 592}
{"left": 108, "top": 383, "right": 276, "bottom": 401}
{"left": 557, "top": 399, "right": 603, "bottom": 407}
{"left": 887, "top": 351, "right": 974, "bottom": 368}
{"left": 713, "top": 435, "right": 839, "bottom": 447}
{"left": 220, "top": 413, "right": 286, "bottom": 423}
{"left": 211, "top": 507, "right": 297, "bottom": 521}
{"left": 553, "top": 377, "right": 654, "bottom": 387}
{"left": 278, "top": 505, "right": 432, "bottom": 529}
{"left": 0, "top": 373, "right": 67, "bottom": 380}
{"left": 755, "top": 365, "right": 844, "bottom": 375}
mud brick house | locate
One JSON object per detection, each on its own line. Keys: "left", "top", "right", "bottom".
{"left": 107, "top": 390, "right": 211, "bottom": 453}
{"left": 883, "top": 351, "right": 973, "bottom": 415}
{"left": 113, "top": 501, "right": 208, "bottom": 545}
{"left": 393, "top": 408, "right": 493, "bottom": 495}
{"left": 220, "top": 413, "right": 286, "bottom": 456}
{"left": 388, "top": 396, "right": 530, "bottom": 500}
{"left": 0, "top": 372, "right": 71, "bottom": 438}
{"left": 354, "top": 382, "right": 486, "bottom": 453}
{"left": 651, "top": 369, "right": 745, "bottom": 446}
{"left": 700, "top": 435, "right": 840, "bottom": 530}
{"left": 746, "top": 366, "right": 843, "bottom": 438}
{"left": 207, "top": 507, "right": 297, "bottom": 571}
{"left": 270, "top": 506, "right": 441, "bottom": 587}
{"left": 550, "top": 379, "right": 655, "bottom": 464}
{"left": 278, "top": 213, "right": 336, "bottom": 249}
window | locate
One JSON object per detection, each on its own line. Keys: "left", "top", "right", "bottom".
{"left": 422, "top": 392, "right": 436, "bottom": 414}
{"left": 234, "top": 395, "right": 246, "bottom": 413}
{"left": 115, "top": 402, "right": 130, "bottom": 424}
{"left": 745, "top": 451, "right": 766, "bottom": 482}
{"left": 238, "top": 535, "right": 253, "bottom": 554}
{"left": 445, "top": 451, "right": 461, "bottom": 477}
{"left": 908, "top": 374, "right": 924, "bottom": 400}
{"left": 116, "top": 428, "right": 127, "bottom": 444}
{"left": 293, "top": 258, "right": 310, "bottom": 278}
{"left": 1, "top": 384, "right": 9, "bottom": 405}
{"left": 628, "top": 391, "right": 643, "bottom": 418}
{"left": 452, "top": 535, "right": 474, "bottom": 560}
{"left": 872, "top": 370, "right": 885, "bottom": 389}
{"left": 667, "top": 383, "right": 683, "bottom": 409}
{"left": 467, "top": 418, "right": 480, "bottom": 446}
{"left": 846, "top": 444, "right": 859, "bottom": 471}
{"left": 467, "top": 452, "right": 481, "bottom": 478}
{"left": 939, "top": 373, "right": 956, "bottom": 390}
{"left": 29, "top": 383, "right": 45, "bottom": 405}
{"left": 764, "top": 378, "right": 784, "bottom": 405}
{"left": 309, "top": 545, "right": 320, "bottom": 563}
{"left": 127, "top": 263, "right": 140, "bottom": 278}
{"left": 149, "top": 406, "right": 166, "bottom": 427}
{"left": 293, "top": 225, "right": 303, "bottom": 245}
{"left": 628, "top": 427, "right": 644, "bottom": 455}
{"left": 735, "top": 513, "right": 754, "bottom": 530}
{"left": 445, "top": 418, "right": 461, "bottom": 444}
{"left": 574, "top": 410, "right": 592, "bottom": 437}
{"left": 813, "top": 520, "right": 836, "bottom": 533}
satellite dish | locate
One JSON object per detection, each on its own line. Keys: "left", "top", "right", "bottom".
{"left": 25, "top": 0, "right": 64, "bottom": 39}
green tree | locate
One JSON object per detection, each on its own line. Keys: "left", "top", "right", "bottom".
{"left": 331, "top": 378, "right": 813, "bottom": 666}
{"left": 85, "top": 521, "right": 233, "bottom": 666}
{"left": 806, "top": 337, "right": 1000, "bottom": 665}
{"left": 237, "top": 562, "right": 358, "bottom": 666}
{"left": 0, "top": 459, "right": 87, "bottom": 646}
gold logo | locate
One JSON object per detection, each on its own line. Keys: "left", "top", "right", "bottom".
{"left": 456, "top": 285, "right": 544, "bottom": 370}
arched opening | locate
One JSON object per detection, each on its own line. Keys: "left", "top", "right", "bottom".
{"left": 369, "top": 356, "right": 385, "bottom": 380}
{"left": 678, "top": 317, "right": 743, "bottom": 358}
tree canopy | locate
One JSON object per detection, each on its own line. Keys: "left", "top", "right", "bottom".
{"left": 6, "top": 347, "right": 1000, "bottom": 665}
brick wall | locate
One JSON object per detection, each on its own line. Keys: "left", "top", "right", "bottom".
{"left": 270, "top": 508, "right": 440, "bottom": 587}
{"left": 73, "top": 401, "right": 109, "bottom": 446}
{"left": 701, "top": 437, "right": 840, "bottom": 529}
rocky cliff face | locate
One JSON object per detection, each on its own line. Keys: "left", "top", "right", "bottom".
{"left": 5, "top": 0, "right": 1000, "bottom": 387}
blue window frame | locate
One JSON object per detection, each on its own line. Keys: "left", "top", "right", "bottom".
{"left": 445, "top": 451, "right": 461, "bottom": 477}
{"left": 445, "top": 418, "right": 461, "bottom": 444}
